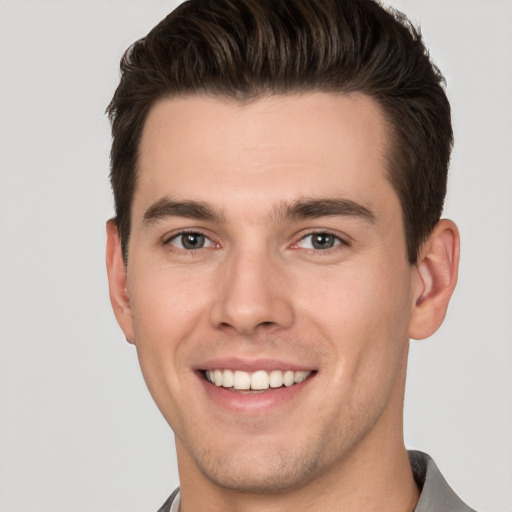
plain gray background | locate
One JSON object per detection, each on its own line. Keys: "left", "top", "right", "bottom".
{"left": 0, "top": 1, "right": 511, "bottom": 511}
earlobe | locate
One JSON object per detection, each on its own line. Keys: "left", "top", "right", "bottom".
{"left": 409, "top": 219, "right": 460, "bottom": 340}
{"left": 106, "top": 219, "right": 135, "bottom": 344}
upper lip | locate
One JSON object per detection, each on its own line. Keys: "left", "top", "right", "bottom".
{"left": 194, "top": 357, "right": 316, "bottom": 373}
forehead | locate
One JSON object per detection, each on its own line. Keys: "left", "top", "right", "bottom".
{"left": 135, "top": 92, "right": 397, "bottom": 218}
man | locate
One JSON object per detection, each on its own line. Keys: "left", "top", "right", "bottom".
{"left": 105, "top": 0, "right": 475, "bottom": 510}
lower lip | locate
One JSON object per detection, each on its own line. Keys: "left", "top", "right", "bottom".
{"left": 197, "top": 372, "right": 315, "bottom": 414}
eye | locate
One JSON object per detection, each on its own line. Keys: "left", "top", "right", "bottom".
{"left": 167, "top": 232, "right": 215, "bottom": 250}
{"left": 297, "top": 232, "right": 343, "bottom": 250}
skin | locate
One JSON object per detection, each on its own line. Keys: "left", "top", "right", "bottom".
{"left": 106, "top": 92, "right": 459, "bottom": 512}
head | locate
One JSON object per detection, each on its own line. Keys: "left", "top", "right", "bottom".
{"left": 106, "top": 0, "right": 459, "bottom": 501}
{"left": 107, "top": 0, "right": 453, "bottom": 265}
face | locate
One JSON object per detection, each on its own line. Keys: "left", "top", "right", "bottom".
{"left": 114, "top": 93, "right": 419, "bottom": 492}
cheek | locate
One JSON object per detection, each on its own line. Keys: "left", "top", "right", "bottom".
{"left": 295, "top": 260, "right": 412, "bottom": 373}
{"left": 125, "top": 267, "right": 213, "bottom": 429}
{"left": 126, "top": 266, "right": 214, "bottom": 392}
{"left": 128, "top": 264, "right": 212, "bottom": 339}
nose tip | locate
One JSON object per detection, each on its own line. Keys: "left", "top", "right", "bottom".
{"left": 209, "top": 252, "right": 294, "bottom": 335}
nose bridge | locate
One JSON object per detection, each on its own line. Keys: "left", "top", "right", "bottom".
{"left": 210, "top": 239, "right": 294, "bottom": 334}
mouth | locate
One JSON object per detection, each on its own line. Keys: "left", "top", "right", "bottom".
{"left": 202, "top": 369, "right": 314, "bottom": 393}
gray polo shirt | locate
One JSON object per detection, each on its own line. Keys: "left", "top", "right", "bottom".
{"left": 410, "top": 450, "right": 476, "bottom": 511}
{"left": 158, "top": 450, "right": 476, "bottom": 511}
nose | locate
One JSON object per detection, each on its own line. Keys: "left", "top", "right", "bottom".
{"left": 209, "top": 246, "right": 295, "bottom": 336}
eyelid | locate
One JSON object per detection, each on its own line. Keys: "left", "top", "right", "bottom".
{"left": 291, "top": 229, "right": 351, "bottom": 250}
{"left": 160, "top": 227, "right": 350, "bottom": 252}
{"left": 162, "top": 228, "right": 219, "bottom": 250}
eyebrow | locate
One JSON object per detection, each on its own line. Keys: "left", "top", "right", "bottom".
{"left": 281, "top": 198, "right": 375, "bottom": 223}
{"left": 142, "top": 196, "right": 375, "bottom": 225}
{"left": 143, "top": 198, "right": 224, "bottom": 224}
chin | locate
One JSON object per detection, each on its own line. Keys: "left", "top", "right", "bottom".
{"left": 198, "top": 453, "right": 320, "bottom": 494}
{"left": 184, "top": 431, "right": 342, "bottom": 494}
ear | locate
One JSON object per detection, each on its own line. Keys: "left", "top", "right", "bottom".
{"left": 409, "top": 219, "right": 460, "bottom": 340}
{"left": 106, "top": 219, "right": 135, "bottom": 344}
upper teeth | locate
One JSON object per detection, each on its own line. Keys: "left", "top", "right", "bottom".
{"left": 205, "top": 369, "right": 311, "bottom": 390}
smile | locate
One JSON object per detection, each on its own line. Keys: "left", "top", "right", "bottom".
{"left": 204, "top": 369, "right": 312, "bottom": 391}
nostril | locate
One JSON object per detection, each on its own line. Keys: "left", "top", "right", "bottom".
{"left": 216, "top": 320, "right": 276, "bottom": 334}
{"left": 209, "top": 291, "right": 295, "bottom": 334}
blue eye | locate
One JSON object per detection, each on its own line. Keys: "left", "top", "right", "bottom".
{"left": 169, "top": 232, "right": 214, "bottom": 250}
{"left": 298, "top": 232, "right": 342, "bottom": 250}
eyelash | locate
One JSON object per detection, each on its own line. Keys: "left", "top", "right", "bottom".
{"left": 162, "top": 229, "right": 350, "bottom": 254}
{"left": 293, "top": 231, "right": 350, "bottom": 253}
{"left": 163, "top": 230, "right": 217, "bottom": 252}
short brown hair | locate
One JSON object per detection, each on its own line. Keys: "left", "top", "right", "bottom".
{"left": 107, "top": 0, "right": 453, "bottom": 264}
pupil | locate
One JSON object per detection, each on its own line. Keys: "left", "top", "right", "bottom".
{"left": 312, "top": 233, "right": 334, "bottom": 249}
{"left": 182, "top": 233, "right": 204, "bottom": 249}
